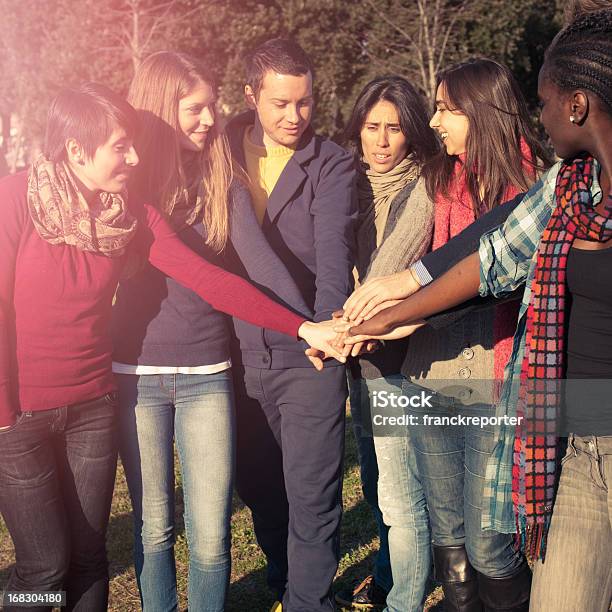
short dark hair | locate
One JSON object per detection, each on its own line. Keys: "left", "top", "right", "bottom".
{"left": 245, "top": 38, "right": 314, "bottom": 98}
{"left": 44, "top": 82, "right": 137, "bottom": 162}
{"left": 543, "top": 9, "right": 612, "bottom": 115}
{"left": 343, "top": 75, "right": 440, "bottom": 168}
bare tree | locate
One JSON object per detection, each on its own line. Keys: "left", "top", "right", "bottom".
{"left": 362, "top": 0, "right": 470, "bottom": 103}
{"left": 98, "top": 0, "right": 205, "bottom": 73}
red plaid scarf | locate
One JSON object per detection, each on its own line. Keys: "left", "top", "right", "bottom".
{"left": 513, "top": 155, "right": 612, "bottom": 559}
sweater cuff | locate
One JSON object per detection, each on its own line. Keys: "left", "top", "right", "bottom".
{"left": 410, "top": 260, "right": 433, "bottom": 287}
{"left": 293, "top": 318, "right": 308, "bottom": 340}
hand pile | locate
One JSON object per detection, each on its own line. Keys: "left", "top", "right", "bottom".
{"left": 303, "top": 268, "right": 425, "bottom": 370}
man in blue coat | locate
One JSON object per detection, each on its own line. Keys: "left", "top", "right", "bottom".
{"left": 225, "top": 39, "right": 357, "bottom": 612}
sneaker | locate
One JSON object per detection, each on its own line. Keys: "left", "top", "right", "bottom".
{"left": 270, "top": 601, "right": 282, "bottom": 612}
{"left": 334, "top": 575, "right": 388, "bottom": 609}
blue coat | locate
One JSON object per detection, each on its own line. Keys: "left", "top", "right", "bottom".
{"left": 226, "top": 111, "right": 357, "bottom": 368}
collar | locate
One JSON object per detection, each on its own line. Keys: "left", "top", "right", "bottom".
{"left": 227, "top": 109, "right": 318, "bottom": 170}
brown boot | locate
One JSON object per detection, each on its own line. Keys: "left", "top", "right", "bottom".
{"left": 477, "top": 564, "right": 531, "bottom": 612}
{"left": 433, "top": 545, "right": 483, "bottom": 612}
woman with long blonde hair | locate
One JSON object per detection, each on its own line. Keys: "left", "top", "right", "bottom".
{"left": 111, "top": 51, "right": 334, "bottom": 612}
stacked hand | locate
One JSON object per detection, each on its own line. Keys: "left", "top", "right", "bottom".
{"left": 300, "top": 268, "right": 425, "bottom": 370}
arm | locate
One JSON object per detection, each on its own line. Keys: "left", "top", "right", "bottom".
{"left": 311, "top": 149, "right": 358, "bottom": 321}
{"left": 228, "top": 181, "right": 312, "bottom": 318}
{"left": 0, "top": 183, "right": 25, "bottom": 427}
{"left": 347, "top": 163, "right": 561, "bottom": 339}
{"left": 347, "top": 252, "right": 481, "bottom": 339}
{"left": 417, "top": 191, "right": 526, "bottom": 283}
{"left": 139, "top": 204, "right": 344, "bottom": 360}
{"left": 342, "top": 190, "right": 524, "bottom": 323}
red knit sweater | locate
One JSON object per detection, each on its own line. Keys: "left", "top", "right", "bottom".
{"left": 433, "top": 154, "right": 531, "bottom": 381}
{"left": 0, "top": 172, "right": 305, "bottom": 426}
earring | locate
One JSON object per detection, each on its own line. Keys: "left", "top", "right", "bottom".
{"left": 569, "top": 115, "right": 576, "bottom": 123}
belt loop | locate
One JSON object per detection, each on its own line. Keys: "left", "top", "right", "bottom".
{"left": 568, "top": 434, "right": 577, "bottom": 457}
{"left": 592, "top": 435, "right": 600, "bottom": 459}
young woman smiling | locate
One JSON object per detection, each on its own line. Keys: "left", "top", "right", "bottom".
{"left": 345, "top": 12, "right": 612, "bottom": 611}
{"left": 341, "top": 59, "right": 551, "bottom": 612}
{"left": 111, "top": 51, "right": 338, "bottom": 612}
{"left": 335, "top": 76, "right": 439, "bottom": 612}
{"left": 0, "top": 81, "right": 341, "bottom": 612}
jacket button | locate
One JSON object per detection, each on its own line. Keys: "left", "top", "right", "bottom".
{"left": 458, "top": 367, "right": 471, "bottom": 379}
{"left": 262, "top": 355, "right": 270, "bottom": 364}
{"left": 462, "top": 347, "right": 474, "bottom": 360}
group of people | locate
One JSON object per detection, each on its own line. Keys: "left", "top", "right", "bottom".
{"left": 0, "top": 4, "right": 610, "bottom": 612}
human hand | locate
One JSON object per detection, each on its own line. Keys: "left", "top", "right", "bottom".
{"left": 342, "top": 268, "right": 420, "bottom": 322}
{"left": 345, "top": 339, "right": 381, "bottom": 357}
{"left": 305, "top": 337, "right": 380, "bottom": 369}
{"left": 343, "top": 316, "right": 425, "bottom": 345}
{"left": 298, "top": 320, "right": 347, "bottom": 364}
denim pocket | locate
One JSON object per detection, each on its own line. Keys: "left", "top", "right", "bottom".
{"left": 0, "top": 412, "right": 28, "bottom": 434}
{"left": 561, "top": 439, "right": 577, "bottom": 466}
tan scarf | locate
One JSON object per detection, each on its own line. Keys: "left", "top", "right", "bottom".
{"left": 355, "top": 155, "right": 420, "bottom": 281}
{"left": 27, "top": 155, "right": 137, "bottom": 257}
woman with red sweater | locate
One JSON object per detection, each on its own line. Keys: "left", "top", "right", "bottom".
{"left": 342, "top": 59, "right": 550, "bottom": 612}
{"left": 0, "top": 83, "right": 341, "bottom": 612}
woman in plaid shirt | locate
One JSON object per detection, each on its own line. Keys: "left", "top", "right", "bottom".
{"left": 342, "top": 10, "right": 612, "bottom": 612}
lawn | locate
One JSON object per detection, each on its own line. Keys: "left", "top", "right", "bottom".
{"left": 0, "top": 409, "right": 443, "bottom": 611}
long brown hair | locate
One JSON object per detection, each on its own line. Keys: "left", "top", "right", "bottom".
{"left": 128, "top": 51, "right": 232, "bottom": 251}
{"left": 422, "top": 58, "right": 551, "bottom": 216}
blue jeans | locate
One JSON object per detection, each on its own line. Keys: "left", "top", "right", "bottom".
{"left": 405, "top": 380, "right": 525, "bottom": 578}
{"left": 530, "top": 435, "right": 612, "bottom": 612}
{"left": 348, "top": 372, "right": 393, "bottom": 594}
{"left": 0, "top": 394, "right": 118, "bottom": 612}
{"left": 352, "top": 374, "right": 431, "bottom": 612}
{"left": 116, "top": 371, "right": 235, "bottom": 612}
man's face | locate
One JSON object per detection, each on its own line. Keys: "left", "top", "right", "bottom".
{"left": 247, "top": 70, "right": 313, "bottom": 148}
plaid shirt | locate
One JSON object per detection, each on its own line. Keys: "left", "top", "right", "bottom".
{"left": 477, "top": 161, "right": 603, "bottom": 533}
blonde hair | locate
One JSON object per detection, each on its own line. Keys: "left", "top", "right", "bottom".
{"left": 128, "top": 51, "right": 232, "bottom": 251}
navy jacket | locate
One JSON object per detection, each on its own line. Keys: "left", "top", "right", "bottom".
{"left": 226, "top": 111, "right": 357, "bottom": 368}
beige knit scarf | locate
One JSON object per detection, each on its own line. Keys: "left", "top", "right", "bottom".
{"left": 27, "top": 155, "right": 137, "bottom": 257}
{"left": 355, "top": 155, "right": 420, "bottom": 280}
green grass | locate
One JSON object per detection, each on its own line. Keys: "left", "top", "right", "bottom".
{"left": 0, "top": 408, "right": 442, "bottom": 611}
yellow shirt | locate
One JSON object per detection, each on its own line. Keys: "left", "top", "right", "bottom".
{"left": 243, "top": 127, "right": 295, "bottom": 225}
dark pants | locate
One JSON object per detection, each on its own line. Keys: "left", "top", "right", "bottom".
{"left": 234, "top": 365, "right": 347, "bottom": 612}
{"left": 0, "top": 394, "right": 118, "bottom": 612}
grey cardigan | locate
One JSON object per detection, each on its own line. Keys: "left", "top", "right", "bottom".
{"left": 359, "top": 176, "right": 498, "bottom": 403}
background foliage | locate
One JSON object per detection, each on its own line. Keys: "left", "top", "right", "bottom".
{"left": 0, "top": 0, "right": 565, "bottom": 169}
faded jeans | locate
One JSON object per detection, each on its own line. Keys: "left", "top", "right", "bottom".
{"left": 404, "top": 380, "right": 525, "bottom": 578}
{"left": 357, "top": 374, "right": 432, "bottom": 612}
{"left": 530, "top": 435, "right": 612, "bottom": 612}
{"left": 116, "top": 371, "right": 235, "bottom": 612}
{"left": 348, "top": 372, "right": 392, "bottom": 594}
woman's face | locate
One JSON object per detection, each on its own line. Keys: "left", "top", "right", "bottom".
{"left": 360, "top": 100, "right": 408, "bottom": 173}
{"left": 429, "top": 82, "right": 469, "bottom": 156}
{"left": 77, "top": 127, "right": 139, "bottom": 193}
{"left": 537, "top": 72, "right": 579, "bottom": 160}
{"left": 178, "top": 81, "right": 216, "bottom": 152}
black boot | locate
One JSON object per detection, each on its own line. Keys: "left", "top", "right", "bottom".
{"left": 477, "top": 564, "right": 532, "bottom": 612}
{"left": 433, "top": 544, "right": 483, "bottom": 612}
